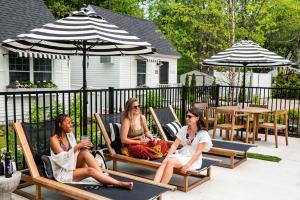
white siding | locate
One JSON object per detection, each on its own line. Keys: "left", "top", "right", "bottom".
{"left": 119, "top": 56, "right": 133, "bottom": 88}
{"left": 70, "top": 56, "right": 120, "bottom": 89}
{"left": 53, "top": 59, "right": 70, "bottom": 90}
{"left": 73, "top": 54, "right": 179, "bottom": 89}
{"left": 0, "top": 47, "right": 9, "bottom": 91}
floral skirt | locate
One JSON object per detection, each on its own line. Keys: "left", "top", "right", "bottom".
{"left": 124, "top": 140, "right": 168, "bottom": 160}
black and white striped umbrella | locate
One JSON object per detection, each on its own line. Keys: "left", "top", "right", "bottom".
{"left": 1, "top": 5, "right": 155, "bottom": 134}
{"left": 203, "top": 39, "right": 291, "bottom": 67}
{"left": 203, "top": 39, "right": 292, "bottom": 107}
{"left": 2, "top": 6, "right": 154, "bottom": 56}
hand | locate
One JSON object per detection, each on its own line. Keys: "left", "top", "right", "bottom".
{"left": 180, "top": 164, "right": 191, "bottom": 174}
{"left": 79, "top": 140, "right": 93, "bottom": 149}
{"left": 140, "top": 136, "right": 149, "bottom": 145}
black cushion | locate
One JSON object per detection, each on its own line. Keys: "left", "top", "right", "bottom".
{"left": 163, "top": 121, "right": 182, "bottom": 141}
{"left": 109, "top": 123, "right": 122, "bottom": 153}
{"left": 41, "top": 155, "right": 55, "bottom": 180}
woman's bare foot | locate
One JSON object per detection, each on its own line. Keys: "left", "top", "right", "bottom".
{"left": 119, "top": 181, "right": 133, "bottom": 190}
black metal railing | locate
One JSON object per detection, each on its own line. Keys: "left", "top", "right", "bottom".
{"left": 0, "top": 85, "right": 299, "bottom": 169}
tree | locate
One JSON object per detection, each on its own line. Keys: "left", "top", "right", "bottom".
{"left": 43, "top": 0, "right": 146, "bottom": 19}
{"left": 184, "top": 74, "right": 190, "bottom": 87}
{"left": 190, "top": 73, "right": 196, "bottom": 87}
{"left": 149, "top": 0, "right": 230, "bottom": 74}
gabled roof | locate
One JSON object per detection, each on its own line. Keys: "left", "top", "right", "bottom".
{"left": 91, "top": 5, "right": 180, "bottom": 57}
{"left": 0, "top": 0, "right": 54, "bottom": 43}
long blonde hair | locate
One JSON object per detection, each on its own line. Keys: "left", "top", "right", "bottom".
{"left": 122, "top": 98, "right": 139, "bottom": 131}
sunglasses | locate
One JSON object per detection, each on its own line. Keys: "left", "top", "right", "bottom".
{"left": 84, "top": 185, "right": 101, "bottom": 190}
{"left": 186, "top": 114, "right": 194, "bottom": 119}
{"left": 132, "top": 105, "right": 140, "bottom": 109}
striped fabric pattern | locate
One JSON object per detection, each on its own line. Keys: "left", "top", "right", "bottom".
{"left": 2, "top": 6, "right": 155, "bottom": 56}
{"left": 163, "top": 121, "right": 182, "bottom": 141}
{"left": 203, "top": 40, "right": 291, "bottom": 67}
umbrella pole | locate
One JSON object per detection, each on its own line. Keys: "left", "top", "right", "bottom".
{"left": 82, "top": 41, "right": 88, "bottom": 135}
{"left": 242, "top": 65, "right": 246, "bottom": 108}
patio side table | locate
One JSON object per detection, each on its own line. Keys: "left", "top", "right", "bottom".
{"left": 0, "top": 171, "right": 21, "bottom": 200}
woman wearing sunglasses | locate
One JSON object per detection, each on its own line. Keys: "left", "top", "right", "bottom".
{"left": 154, "top": 107, "right": 212, "bottom": 184}
{"left": 50, "top": 114, "right": 133, "bottom": 189}
{"left": 120, "top": 98, "right": 168, "bottom": 160}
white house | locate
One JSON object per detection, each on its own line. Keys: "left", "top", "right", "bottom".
{"left": 70, "top": 6, "right": 180, "bottom": 89}
{"left": 179, "top": 70, "right": 214, "bottom": 86}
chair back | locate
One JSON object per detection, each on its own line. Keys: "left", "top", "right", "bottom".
{"left": 95, "top": 113, "right": 122, "bottom": 155}
{"left": 150, "top": 107, "right": 177, "bottom": 127}
{"left": 21, "top": 121, "right": 55, "bottom": 177}
{"left": 99, "top": 113, "right": 122, "bottom": 135}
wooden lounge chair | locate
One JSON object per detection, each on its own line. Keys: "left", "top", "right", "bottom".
{"left": 149, "top": 105, "right": 256, "bottom": 169}
{"left": 94, "top": 113, "right": 219, "bottom": 192}
{"left": 14, "top": 121, "right": 175, "bottom": 200}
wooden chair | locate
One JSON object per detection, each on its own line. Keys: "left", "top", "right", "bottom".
{"left": 150, "top": 105, "right": 256, "bottom": 169}
{"left": 94, "top": 113, "right": 219, "bottom": 192}
{"left": 259, "top": 109, "right": 289, "bottom": 148}
{"left": 193, "top": 102, "right": 215, "bottom": 130}
{"left": 14, "top": 122, "right": 175, "bottom": 200}
{"left": 213, "top": 107, "right": 250, "bottom": 143}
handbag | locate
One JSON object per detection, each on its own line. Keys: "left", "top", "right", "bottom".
{"left": 92, "top": 150, "right": 107, "bottom": 169}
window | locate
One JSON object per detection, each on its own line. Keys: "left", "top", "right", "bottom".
{"left": 8, "top": 52, "right": 52, "bottom": 83}
{"left": 137, "top": 60, "right": 146, "bottom": 86}
{"left": 9, "top": 52, "right": 30, "bottom": 83}
{"left": 159, "top": 61, "right": 169, "bottom": 84}
{"left": 33, "top": 58, "right": 52, "bottom": 82}
{"left": 100, "top": 56, "right": 111, "bottom": 63}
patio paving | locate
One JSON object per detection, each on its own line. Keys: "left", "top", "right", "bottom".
{"left": 18, "top": 131, "right": 300, "bottom": 200}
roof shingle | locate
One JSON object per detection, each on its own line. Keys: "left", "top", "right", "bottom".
{"left": 0, "top": 0, "right": 54, "bottom": 42}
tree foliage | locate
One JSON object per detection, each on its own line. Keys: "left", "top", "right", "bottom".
{"left": 148, "top": 0, "right": 299, "bottom": 74}
{"left": 43, "top": 0, "right": 146, "bottom": 19}
{"left": 148, "top": 0, "right": 230, "bottom": 74}
{"left": 43, "top": 0, "right": 299, "bottom": 75}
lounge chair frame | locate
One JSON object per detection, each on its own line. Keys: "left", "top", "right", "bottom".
{"left": 149, "top": 105, "right": 255, "bottom": 169}
{"left": 14, "top": 122, "right": 175, "bottom": 200}
{"left": 94, "top": 113, "right": 218, "bottom": 192}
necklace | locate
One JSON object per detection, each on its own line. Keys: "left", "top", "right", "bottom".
{"left": 186, "top": 126, "right": 197, "bottom": 145}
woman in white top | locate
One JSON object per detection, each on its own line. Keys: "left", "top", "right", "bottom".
{"left": 154, "top": 107, "right": 213, "bottom": 184}
{"left": 50, "top": 114, "right": 133, "bottom": 189}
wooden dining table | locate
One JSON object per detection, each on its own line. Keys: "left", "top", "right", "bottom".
{"left": 238, "top": 107, "right": 270, "bottom": 143}
{"left": 217, "top": 106, "right": 271, "bottom": 143}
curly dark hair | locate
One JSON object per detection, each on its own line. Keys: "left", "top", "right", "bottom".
{"left": 54, "top": 114, "right": 69, "bottom": 137}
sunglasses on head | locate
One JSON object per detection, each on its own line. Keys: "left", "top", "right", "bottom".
{"left": 132, "top": 105, "right": 140, "bottom": 109}
{"left": 84, "top": 185, "right": 101, "bottom": 190}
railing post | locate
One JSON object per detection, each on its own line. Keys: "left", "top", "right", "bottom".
{"left": 108, "top": 87, "right": 114, "bottom": 114}
{"left": 215, "top": 84, "right": 220, "bottom": 108}
{"left": 181, "top": 86, "right": 187, "bottom": 124}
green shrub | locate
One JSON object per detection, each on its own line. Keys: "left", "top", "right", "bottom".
{"left": 143, "top": 91, "right": 163, "bottom": 108}
{"left": 27, "top": 105, "right": 43, "bottom": 123}
{"left": 288, "top": 109, "right": 300, "bottom": 120}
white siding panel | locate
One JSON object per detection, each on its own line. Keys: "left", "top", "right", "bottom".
{"left": 0, "top": 47, "right": 9, "bottom": 91}
{"left": 70, "top": 56, "right": 120, "bottom": 89}
{"left": 53, "top": 59, "right": 70, "bottom": 90}
{"left": 119, "top": 56, "right": 135, "bottom": 88}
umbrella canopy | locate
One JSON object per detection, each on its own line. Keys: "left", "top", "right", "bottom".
{"left": 1, "top": 5, "right": 155, "bottom": 134}
{"left": 203, "top": 39, "right": 292, "bottom": 107}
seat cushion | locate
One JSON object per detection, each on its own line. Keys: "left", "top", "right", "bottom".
{"left": 109, "top": 123, "right": 122, "bottom": 153}
{"left": 41, "top": 155, "right": 55, "bottom": 180}
{"left": 163, "top": 121, "right": 182, "bottom": 141}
